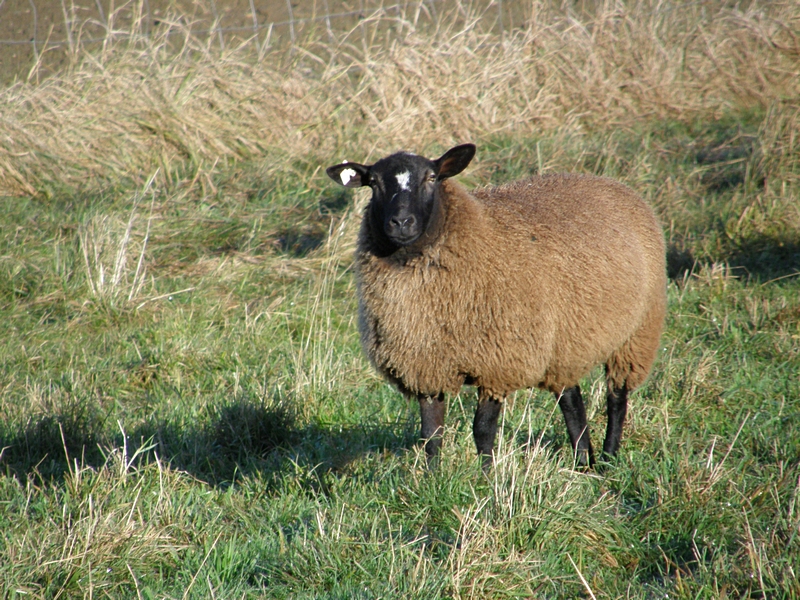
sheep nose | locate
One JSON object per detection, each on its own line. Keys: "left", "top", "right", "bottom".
{"left": 390, "top": 215, "right": 416, "bottom": 231}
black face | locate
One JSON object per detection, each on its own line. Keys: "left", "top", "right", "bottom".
{"left": 367, "top": 152, "right": 438, "bottom": 247}
{"left": 326, "top": 144, "right": 476, "bottom": 253}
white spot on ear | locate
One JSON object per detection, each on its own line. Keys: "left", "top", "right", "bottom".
{"left": 396, "top": 171, "right": 411, "bottom": 190}
{"left": 340, "top": 167, "right": 357, "bottom": 186}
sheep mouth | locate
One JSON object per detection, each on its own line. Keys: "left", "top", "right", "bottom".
{"left": 385, "top": 229, "right": 423, "bottom": 247}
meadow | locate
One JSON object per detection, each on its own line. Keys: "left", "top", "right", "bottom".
{"left": 1, "top": 0, "right": 799, "bottom": 597}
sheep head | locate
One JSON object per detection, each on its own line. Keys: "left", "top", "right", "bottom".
{"left": 327, "top": 144, "right": 475, "bottom": 254}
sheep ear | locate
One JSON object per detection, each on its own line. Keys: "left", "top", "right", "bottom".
{"left": 434, "top": 144, "right": 476, "bottom": 180}
{"left": 326, "top": 162, "right": 371, "bottom": 188}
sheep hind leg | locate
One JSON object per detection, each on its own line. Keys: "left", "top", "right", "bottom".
{"left": 556, "top": 385, "right": 595, "bottom": 468}
{"left": 418, "top": 393, "right": 446, "bottom": 465}
{"left": 602, "top": 381, "right": 628, "bottom": 460}
{"left": 473, "top": 395, "right": 503, "bottom": 472}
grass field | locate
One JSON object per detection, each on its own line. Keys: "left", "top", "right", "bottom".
{"left": 1, "top": 0, "right": 799, "bottom": 597}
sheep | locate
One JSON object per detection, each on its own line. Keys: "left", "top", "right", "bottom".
{"left": 326, "top": 143, "right": 666, "bottom": 468}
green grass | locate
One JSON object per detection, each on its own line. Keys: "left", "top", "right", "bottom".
{"left": 2, "top": 113, "right": 799, "bottom": 597}
{"left": 2, "top": 0, "right": 800, "bottom": 596}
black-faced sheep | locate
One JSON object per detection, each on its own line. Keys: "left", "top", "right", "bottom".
{"left": 326, "top": 144, "right": 666, "bottom": 468}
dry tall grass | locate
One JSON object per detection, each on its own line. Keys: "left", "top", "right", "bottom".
{"left": 79, "top": 171, "right": 157, "bottom": 304}
{"left": 0, "top": 0, "right": 798, "bottom": 197}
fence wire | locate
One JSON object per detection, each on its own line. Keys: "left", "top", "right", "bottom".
{"left": 0, "top": 0, "right": 743, "bottom": 83}
{"left": 0, "top": 0, "right": 735, "bottom": 49}
{"left": 0, "top": 0, "right": 475, "bottom": 49}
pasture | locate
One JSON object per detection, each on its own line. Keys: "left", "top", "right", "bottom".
{"left": 1, "top": 1, "right": 799, "bottom": 597}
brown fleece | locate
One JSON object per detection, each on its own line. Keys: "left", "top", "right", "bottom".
{"left": 355, "top": 174, "right": 666, "bottom": 401}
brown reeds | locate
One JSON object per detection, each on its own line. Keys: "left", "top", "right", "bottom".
{"left": 0, "top": 0, "right": 798, "bottom": 197}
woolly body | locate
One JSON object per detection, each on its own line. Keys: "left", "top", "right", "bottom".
{"left": 327, "top": 143, "right": 666, "bottom": 466}
{"left": 356, "top": 175, "right": 666, "bottom": 401}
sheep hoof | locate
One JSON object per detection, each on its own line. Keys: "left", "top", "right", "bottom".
{"left": 595, "top": 452, "right": 618, "bottom": 474}
{"left": 425, "top": 453, "right": 440, "bottom": 471}
{"left": 479, "top": 452, "right": 494, "bottom": 474}
{"left": 576, "top": 453, "right": 593, "bottom": 471}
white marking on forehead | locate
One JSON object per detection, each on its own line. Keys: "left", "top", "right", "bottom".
{"left": 340, "top": 167, "right": 357, "bottom": 186}
{"left": 396, "top": 171, "right": 411, "bottom": 190}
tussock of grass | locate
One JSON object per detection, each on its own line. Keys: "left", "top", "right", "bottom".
{"left": 79, "top": 172, "right": 157, "bottom": 306}
{"left": 1, "top": 0, "right": 799, "bottom": 598}
{"left": 1, "top": 444, "right": 187, "bottom": 596}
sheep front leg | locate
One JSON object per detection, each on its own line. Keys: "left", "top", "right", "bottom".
{"left": 556, "top": 386, "right": 595, "bottom": 468}
{"left": 602, "top": 383, "right": 628, "bottom": 459}
{"left": 473, "top": 395, "right": 503, "bottom": 471}
{"left": 418, "top": 393, "right": 446, "bottom": 464}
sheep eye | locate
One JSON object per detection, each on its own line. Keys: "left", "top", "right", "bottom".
{"left": 427, "top": 173, "right": 437, "bottom": 183}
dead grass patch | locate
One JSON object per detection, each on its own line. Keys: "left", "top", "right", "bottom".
{"left": 0, "top": 0, "right": 797, "bottom": 197}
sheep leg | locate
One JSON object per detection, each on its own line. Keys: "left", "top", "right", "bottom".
{"left": 602, "top": 383, "right": 628, "bottom": 459}
{"left": 418, "top": 393, "right": 446, "bottom": 463}
{"left": 473, "top": 396, "right": 502, "bottom": 471}
{"left": 556, "top": 386, "right": 595, "bottom": 468}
